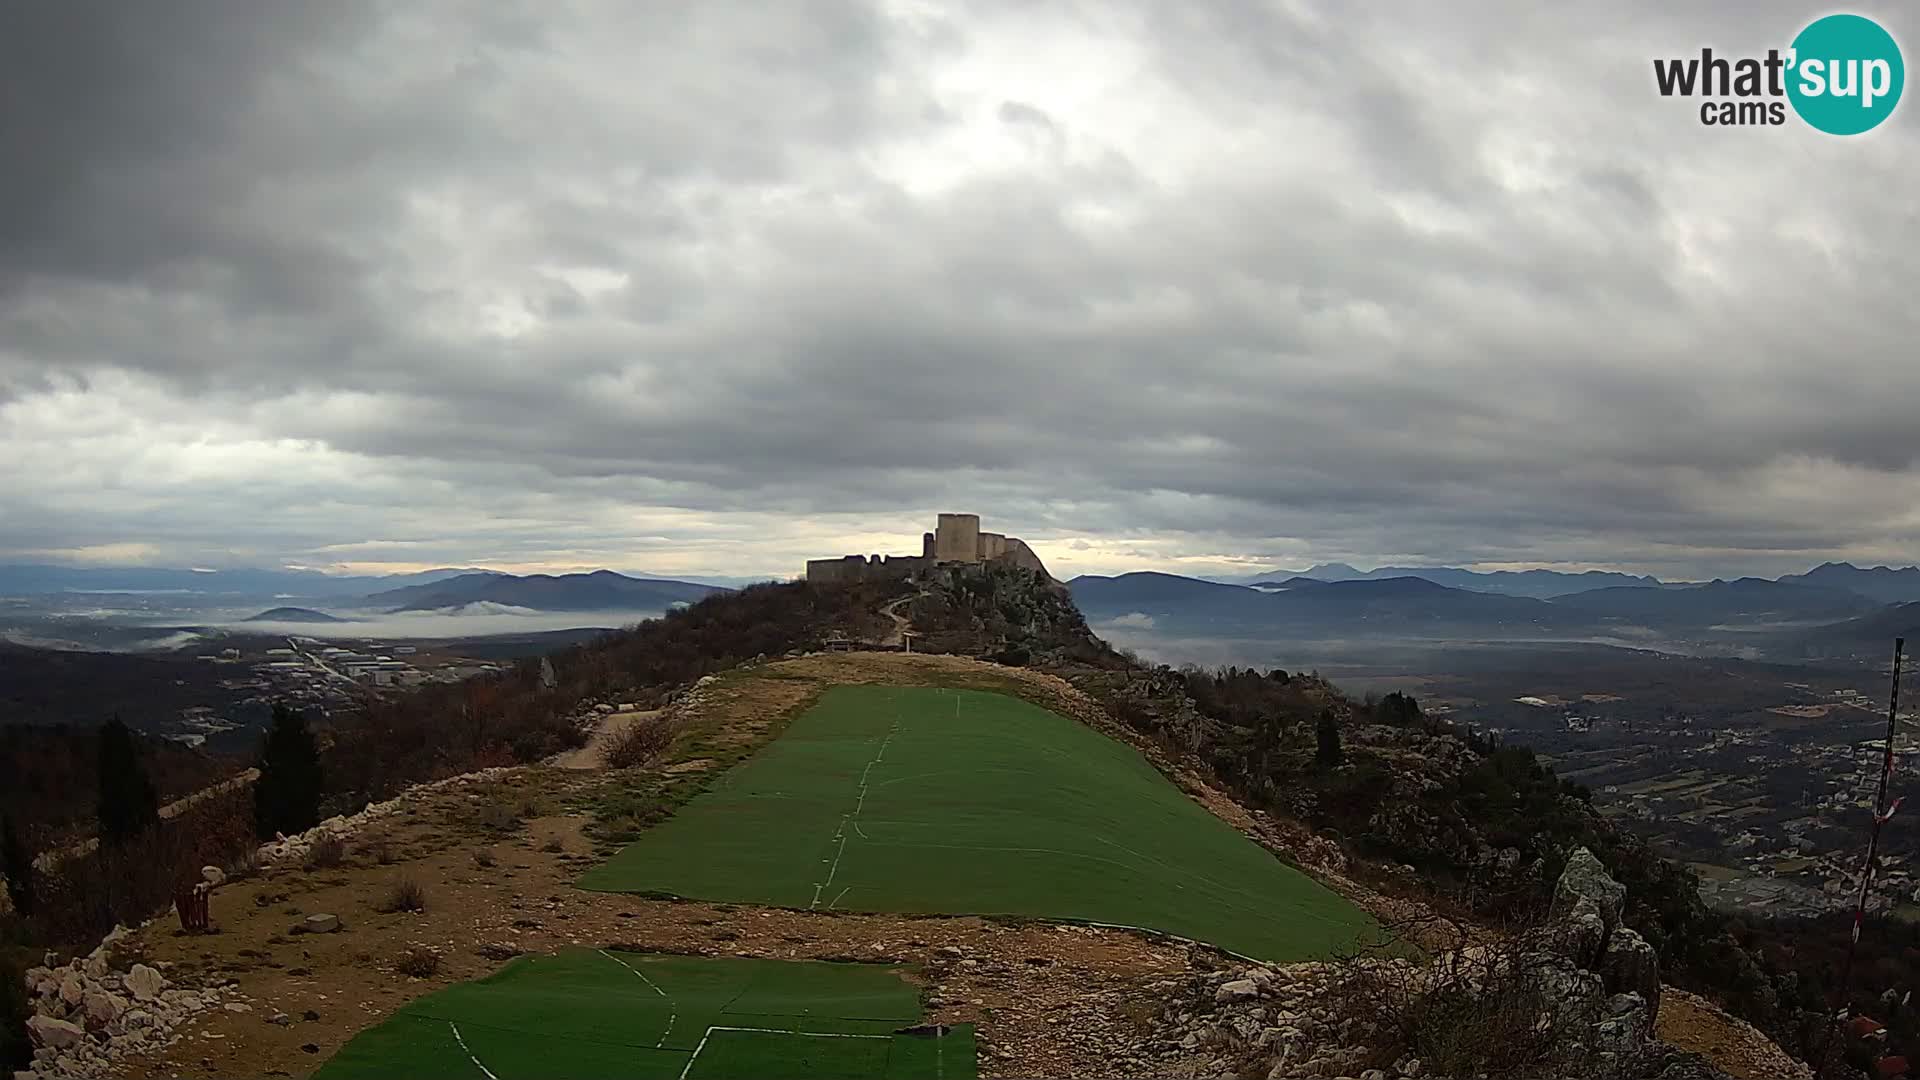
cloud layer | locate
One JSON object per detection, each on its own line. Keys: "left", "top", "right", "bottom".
{"left": 4, "top": 1, "right": 1917, "bottom": 580}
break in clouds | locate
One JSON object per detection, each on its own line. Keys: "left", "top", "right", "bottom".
{"left": 3, "top": 1, "right": 1918, "bottom": 582}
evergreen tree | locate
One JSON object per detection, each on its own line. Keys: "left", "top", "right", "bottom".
{"left": 96, "top": 717, "right": 159, "bottom": 845}
{"left": 254, "top": 703, "right": 324, "bottom": 841}
{"left": 1315, "top": 709, "right": 1344, "bottom": 768}
{"left": 0, "top": 815, "right": 32, "bottom": 917}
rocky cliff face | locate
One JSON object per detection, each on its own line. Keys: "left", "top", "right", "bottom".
{"left": 1127, "top": 848, "right": 1768, "bottom": 1079}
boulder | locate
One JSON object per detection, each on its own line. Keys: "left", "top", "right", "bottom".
{"left": 1551, "top": 847, "right": 1625, "bottom": 939}
{"left": 302, "top": 913, "right": 342, "bottom": 934}
{"left": 82, "top": 990, "right": 124, "bottom": 1025}
{"left": 124, "top": 964, "right": 165, "bottom": 1002}
{"left": 1214, "top": 978, "right": 1260, "bottom": 1004}
{"left": 201, "top": 865, "right": 226, "bottom": 888}
{"left": 1602, "top": 927, "right": 1662, "bottom": 1014}
{"left": 1552, "top": 895, "right": 1607, "bottom": 967}
{"left": 25, "top": 1017, "right": 83, "bottom": 1050}
{"left": 57, "top": 973, "right": 83, "bottom": 1007}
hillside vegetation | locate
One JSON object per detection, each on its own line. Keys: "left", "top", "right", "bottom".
{"left": 0, "top": 563, "right": 1888, "bottom": 1075}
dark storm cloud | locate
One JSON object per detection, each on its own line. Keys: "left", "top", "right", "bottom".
{"left": 2, "top": 0, "right": 1918, "bottom": 579}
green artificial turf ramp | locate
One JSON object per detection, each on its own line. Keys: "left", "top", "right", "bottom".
{"left": 581, "top": 685, "right": 1375, "bottom": 961}
{"left": 312, "top": 950, "right": 974, "bottom": 1080}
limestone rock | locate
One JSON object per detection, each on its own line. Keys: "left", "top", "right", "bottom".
{"left": 303, "top": 913, "right": 342, "bottom": 934}
{"left": 124, "top": 964, "right": 165, "bottom": 1002}
{"left": 1602, "top": 927, "right": 1662, "bottom": 1014}
{"left": 25, "top": 1017, "right": 83, "bottom": 1050}
{"left": 82, "top": 991, "right": 123, "bottom": 1025}
{"left": 1214, "top": 978, "right": 1260, "bottom": 1004}
{"left": 56, "top": 973, "right": 83, "bottom": 1008}
{"left": 201, "top": 865, "right": 227, "bottom": 888}
{"left": 1551, "top": 846, "right": 1625, "bottom": 938}
{"left": 1554, "top": 895, "right": 1607, "bottom": 967}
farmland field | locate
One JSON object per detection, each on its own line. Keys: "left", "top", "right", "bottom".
{"left": 580, "top": 685, "right": 1374, "bottom": 961}
{"left": 312, "top": 950, "right": 972, "bottom": 1080}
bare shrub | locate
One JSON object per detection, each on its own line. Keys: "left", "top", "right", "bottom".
{"left": 395, "top": 946, "right": 441, "bottom": 978}
{"left": 223, "top": 846, "right": 263, "bottom": 882}
{"left": 601, "top": 717, "right": 678, "bottom": 769}
{"left": 376, "top": 878, "right": 427, "bottom": 914}
{"left": 30, "top": 788, "right": 257, "bottom": 952}
{"left": 474, "top": 790, "right": 522, "bottom": 832}
{"left": 367, "top": 839, "right": 395, "bottom": 866}
{"left": 303, "top": 833, "right": 346, "bottom": 870}
{"left": 1326, "top": 918, "right": 1571, "bottom": 1079}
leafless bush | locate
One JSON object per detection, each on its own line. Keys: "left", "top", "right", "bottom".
{"left": 1326, "top": 918, "right": 1569, "bottom": 1079}
{"left": 601, "top": 717, "right": 678, "bottom": 769}
{"left": 303, "top": 833, "right": 346, "bottom": 870}
{"left": 395, "top": 946, "right": 441, "bottom": 978}
{"left": 376, "top": 878, "right": 427, "bottom": 914}
{"left": 474, "top": 796, "right": 517, "bottom": 831}
{"left": 223, "top": 846, "right": 263, "bottom": 882}
{"left": 367, "top": 839, "right": 395, "bottom": 865}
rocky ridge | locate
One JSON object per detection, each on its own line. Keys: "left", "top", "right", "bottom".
{"left": 1126, "top": 848, "right": 1772, "bottom": 1079}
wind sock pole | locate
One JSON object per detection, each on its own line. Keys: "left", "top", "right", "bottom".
{"left": 1818, "top": 637, "right": 1905, "bottom": 1078}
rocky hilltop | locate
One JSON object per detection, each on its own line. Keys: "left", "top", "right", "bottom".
{"left": 4, "top": 563, "right": 1841, "bottom": 1078}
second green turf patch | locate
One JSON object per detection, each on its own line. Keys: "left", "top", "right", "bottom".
{"left": 312, "top": 950, "right": 971, "bottom": 1080}
{"left": 581, "top": 685, "right": 1374, "bottom": 961}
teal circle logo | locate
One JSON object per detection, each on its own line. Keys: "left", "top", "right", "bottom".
{"left": 1787, "top": 13, "right": 1904, "bottom": 135}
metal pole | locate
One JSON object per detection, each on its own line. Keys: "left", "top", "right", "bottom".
{"left": 1818, "top": 637, "right": 1905, "bottom": 1077}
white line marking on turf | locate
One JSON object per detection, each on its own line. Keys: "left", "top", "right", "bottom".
{"left": 811, "top": 709, "right": 903, "bottom": 909}
{"left": 448, "top": 1021, "right": 499, "bottom": 1080}
{"left": 828, "top": 885, "right": 852, "bottom": 909}
{"left": 677, "top": 1026, "right": 894, "bottom": 1080}
{"left": 599, "top": 949, "right": 677, "bottom": 1048}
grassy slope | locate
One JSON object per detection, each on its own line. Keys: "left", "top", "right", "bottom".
{"left": 314, "top": 949, "right": 973, "bottom": 1080}
{"left": 582, "top": 685, "right": 1375, "bottom": 962}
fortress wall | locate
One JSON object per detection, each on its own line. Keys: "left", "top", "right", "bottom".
{"left": 934, "top": 513, "right": 981, "bottom": 563}
{"left": 806, "top": 554, "right": 927, "bottom": 584}
{"left": 805, "top": 556, "right": 866, "bottom": 584}
{"left": 999, "top": 537, "right": 1051, "bottom": 579}
{"left": 810, "top": 515, "right": 1043, "bottom": 581}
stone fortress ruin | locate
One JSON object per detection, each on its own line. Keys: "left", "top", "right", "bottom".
{"left": 805, "top": 513, "right": 1050, "bottom": 583}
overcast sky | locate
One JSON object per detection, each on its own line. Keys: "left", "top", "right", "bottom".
{"left": 3, "top": 1, "right": 1917, "bottom": 582}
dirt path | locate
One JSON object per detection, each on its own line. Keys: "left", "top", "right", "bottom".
{"left": 1657, "top": 987, "right": 1814, "bottom": 1079}
{"left": 878, "top": 593, "right": 918, "bottom": 648}
{"left": 551, "top": 707, "right": 661, "bottom": 769}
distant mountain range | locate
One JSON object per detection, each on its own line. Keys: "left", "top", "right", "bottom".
{"left": 243, "top": 607, "right": 347, "bottom": 623}
{"left": 363, "top": 570, "right": 725, "bottom": 613}
{"left": 1544, "top": 578, "right": 1881, "bottom": 625}
{"left": 1222, "top": 560, "right": 1920, "bottom": 604}
{"left": 1240, "top": 564, "right": 1665, "bottom": 598}
{"left": 0, "top": 564, "right": 493, "bottom": 597}
{"left": 1071, "top": 572, "right": 1560, "bottom": 633}
{"left": 1775, "top": 562, "right": 1920, "bottom": 605}
{"left": 1072, "top": 566, "right": 1909, "bottom": 642}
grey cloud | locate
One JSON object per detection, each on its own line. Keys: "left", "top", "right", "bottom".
{"left": 2, "top": 0, "right": 1918, "bottom": 581}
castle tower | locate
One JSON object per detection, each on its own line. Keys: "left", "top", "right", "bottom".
{"left": 933, "top": 513, "right": 981, "bottom": 563}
